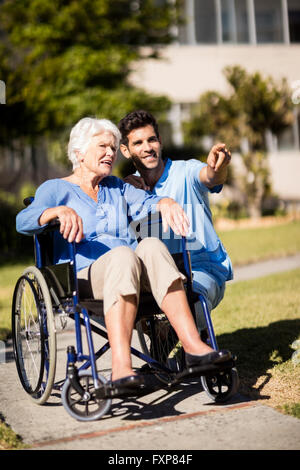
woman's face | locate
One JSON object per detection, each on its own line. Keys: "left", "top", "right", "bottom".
{"left": 80, "top": 131, "right": 117, "bottom": 179}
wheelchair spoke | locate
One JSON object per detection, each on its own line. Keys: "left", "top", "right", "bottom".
{"left": 12, "top": 274, "right": 46, "bottom": 396}
{"left": 136, "top": 314, "right": 185, "bottom": 373}
{"left": 201, "top": 368, "right": 239, "bottom": 403}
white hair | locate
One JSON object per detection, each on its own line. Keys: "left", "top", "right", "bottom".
{"left": 67, "top": 117, "right": 121, "bottom": 170}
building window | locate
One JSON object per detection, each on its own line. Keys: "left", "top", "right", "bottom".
{"left": 193, "top": 0, "right": 249, "bottom": 44}
{"left": 182, "top": 0, "right": 300, "bottom": 45}
{"left": 277, "top": 126, "right": 295, "bottom": 151}
{"left": 288, "top": 0, "right": 300, "bottom": 42}
{"left": 194, "top": 0, "right": 217, "bottom": 43}
{"left": 254, "top": 0, "right": 283, "bottom": 43}
{"left": 221, "top": 0, "right": 249, "bottom": 43}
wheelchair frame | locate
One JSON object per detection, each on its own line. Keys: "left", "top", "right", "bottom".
{"left": 12, "top": 209, "right": 238, "bottom": 421}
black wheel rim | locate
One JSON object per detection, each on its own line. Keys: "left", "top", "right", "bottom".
{"left": 203, "top": 368, "right": 238, "bottom": 402}
{"left": 12, "top": 275, "right": 45, "bottom": 395}
{"left": 66, "top": 374, "right": 108, "bottom": 419}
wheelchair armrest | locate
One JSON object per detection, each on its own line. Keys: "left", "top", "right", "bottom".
{"left": 23, "top": 196, "right": 61, "bottom": 233}
{"left": 41, "top": 218, "right": 61, "bottom": 233}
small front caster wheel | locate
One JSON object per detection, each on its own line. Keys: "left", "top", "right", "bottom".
{"left": 61, "top": 370, "right": 112, "bottom": 421}
{"left": 201, "top": 367, "right": 239, "bottom": 403}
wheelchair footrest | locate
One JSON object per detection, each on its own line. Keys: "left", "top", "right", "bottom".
{"left": 95, "top": 385, "right": 143, "bottom": 399}
{"left": 95, "top": 373, "right": 164, "bottom": 399}
{"left": 173, "top": 358, "right": 236, "bottom": 382}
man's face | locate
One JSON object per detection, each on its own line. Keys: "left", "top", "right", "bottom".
{"left": 121, "top": 125, "right": 163, "bottom": 172}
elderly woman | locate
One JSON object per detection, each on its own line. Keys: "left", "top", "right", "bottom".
{"left": 16, "top": 117, "right": 230, "bottom": 390}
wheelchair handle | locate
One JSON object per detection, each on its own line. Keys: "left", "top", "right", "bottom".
{"left": 23, "top": 196, "right": 34, "bottom": 207}
{"left": 181, "top": 237, "right": 192, "bottom": 280}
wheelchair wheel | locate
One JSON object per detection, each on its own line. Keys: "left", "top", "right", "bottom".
{"left": 136, "top": 314, "right": 185, "bottom": 372}
{"left": 12, "top": 266, "right": 57, "bottom": 405}
{"left": 201, "top": 367, "right": 239, "bottom": 403}
{"left": 61, "top": 370, "right": 111, "bottom": 421}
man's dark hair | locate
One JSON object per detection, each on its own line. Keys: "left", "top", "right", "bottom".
{"left": 118, "top": 110, "right": 160, "bottom": 146}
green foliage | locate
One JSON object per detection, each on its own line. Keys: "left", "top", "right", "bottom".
{"left": 0, "top": 0, "right": 184, "bottom": 257}
{"left": 183, "top": 90, "right": 241, "bottom": 150}
{"left": 184, "top": 66, "right": 294, "bottom": 217}
{"left": 0, "top": 0, "right": 183, "bottom": 143}
{"left": 224, "top": 66, "right": 293, "bottom": 145}
{"left": 185, "top": 66, "right": 293, "bottom": 151}
{"left": 211, "top": 199, "right": 248, "bottom": 221}
{"left": 0, "top": 186, "right": 35, "bottom": 263}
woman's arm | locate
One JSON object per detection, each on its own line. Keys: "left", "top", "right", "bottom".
{"left": 39, "top": 206, "right": 84, "bottom": 243}
{"left": 16, "top": 180, "right": 83, "bottom": 243}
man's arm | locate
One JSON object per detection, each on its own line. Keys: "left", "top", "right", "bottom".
{"left": 123, "top": 174, "right": 150, "bottom": 190}
{"left": 200, "top": 143, "right": 231, "bottom": 189}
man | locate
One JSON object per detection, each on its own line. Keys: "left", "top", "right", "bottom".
{"left": 118, "top": 109, "right": 233, "bottom": 316}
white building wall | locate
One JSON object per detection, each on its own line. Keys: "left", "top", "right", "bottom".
{"left": 130, "top": 44, "right": 300, "bottom": 103}
{"left": 268, "top": 152, "right": 300, "bottom": 200}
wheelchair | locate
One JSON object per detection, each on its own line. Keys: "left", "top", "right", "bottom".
{"left": 11, "top": 198, "right": 239, "bottom": 421}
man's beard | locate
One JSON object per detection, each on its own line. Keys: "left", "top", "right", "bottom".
{"left": 130, "top": 152, "right": 160, "bottom": 173}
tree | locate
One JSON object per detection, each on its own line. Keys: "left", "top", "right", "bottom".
{"left": 184, "top": 66, "right": 294, "bottom": 218}
{"left": 0, "top": 0, "right": 184, "bottom": 184}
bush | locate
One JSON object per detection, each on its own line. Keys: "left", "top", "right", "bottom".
{"left": 0, "top": 188, "right": 34, "bottom": 264}
{"left": 211, "top": 199, "right": 248, "bottom": 220}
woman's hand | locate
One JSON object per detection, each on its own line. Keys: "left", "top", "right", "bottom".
{"left": 157, "top": 198, "right": 189, "bottom": 237}
{"left": 39, "top": 206, "right": 84, "bottom": 243}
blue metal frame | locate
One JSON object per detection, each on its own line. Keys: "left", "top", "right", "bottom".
{"left": 34, "top": 234, "right": 52, "bottom": 390}
{"left": 33, "top": 229, "right": 220, "bottom": 393}
{"left": 181, "top": 238, "right": 218, "bottom": 351}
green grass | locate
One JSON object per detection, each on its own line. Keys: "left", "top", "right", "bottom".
{"left": 1, "top": 221, "right": 300, "bottom": 341}
{"left": 0, "top": 221, "right": 299, "bottom": 449}
{"left": 213, "top": 268, "right": 300, "bottom": 417}
{"left": 279, "top": 403, "right": 300, "bottom": 419}
{"left": 218, "top": 220, "right": 300, "bottom": 266}
{"left": 0, "top": 261, "right": 33, "bottom": 341}
{"left": 0, "top": 420, "right": 27, "bottom": 450}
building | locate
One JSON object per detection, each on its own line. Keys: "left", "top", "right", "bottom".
{"left": 130, "top": 0, "right": 300, "bottom": 204}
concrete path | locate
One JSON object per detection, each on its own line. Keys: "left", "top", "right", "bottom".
{"left": 231, "top": 253, "right": 300, "bottom": 283}
{"left": 1, "top": 254, "right": 300, "bottom": 451}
